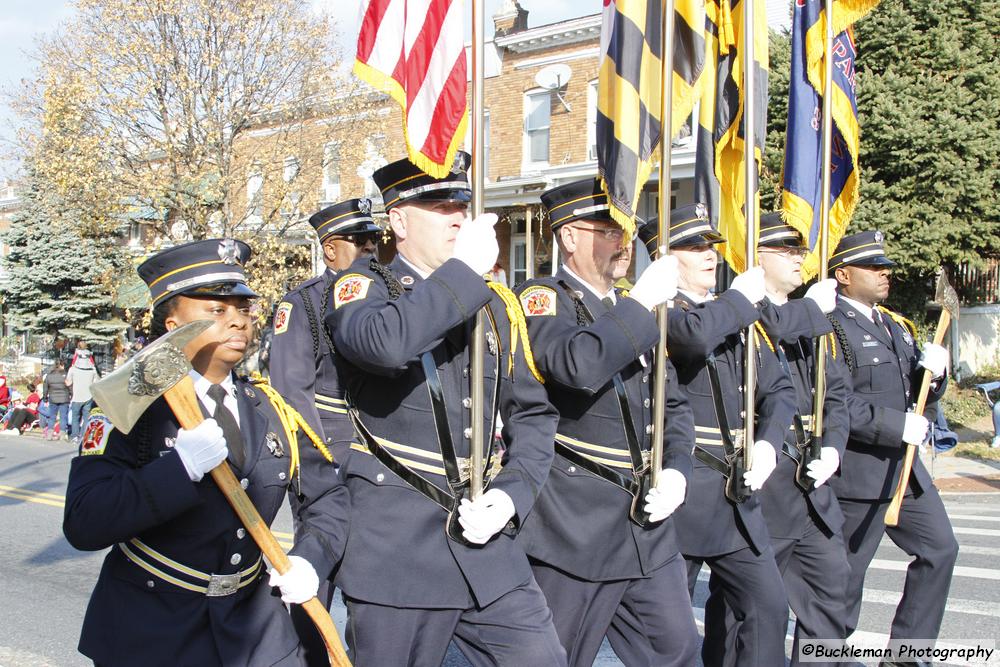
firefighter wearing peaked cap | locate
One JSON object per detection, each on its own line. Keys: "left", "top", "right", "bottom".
{"left": 827, "top": 230, "right": 958, "bottom": 647}
{"left": 268, "top": 199, "right": 380, "bottom": 666}
{"left": 63, "top": 239, "right": 349, "bottom": 667}
{"left": 515, "top": 177, "right": 701, "bottom": 667}
{"left": 324, "top": 153, "right": 566, "bottom": 665}
{"left": 704, "top": 213, "right": 855, "bottom": 664}
{"left": 636, "top": 209, "right": 799, "bottom": 667}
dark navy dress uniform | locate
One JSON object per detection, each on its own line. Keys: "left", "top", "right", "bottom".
{"left": 270, "top": 198, "right": 382, "bottom": 464}
{"left": 63, "top": 240, "right": 349, "bottom": 667}
{"left": 641, "top": 209, "right": 797, "bottom": 667}
{"left": 514, "top": 180, "right": 699, "bottom": 667}
{"left": 325, "top": 155, "right": 565, "bottom": 667}
{"left": 704, "top": 217, "right": 854, "bottom": 665}
{"left": 269, "top": 199, "right": 380, "bottom": 666}
{"left": 827, "top": 231, "right": 957, "bottom": 644}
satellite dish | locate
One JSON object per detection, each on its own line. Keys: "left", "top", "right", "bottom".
{"left": 534, "top": 64, "right": 573, "bottom": 111}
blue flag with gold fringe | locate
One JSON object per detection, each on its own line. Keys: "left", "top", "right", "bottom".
{"left": 781, "top": 0, "right": 878, "bottom": 280}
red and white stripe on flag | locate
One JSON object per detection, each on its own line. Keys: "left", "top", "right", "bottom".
{"left": 355, "top": 0, "right": 468, "bottom": 178}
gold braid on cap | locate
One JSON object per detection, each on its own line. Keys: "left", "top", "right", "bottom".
{"left": 487, "top": 281, "right": 545, "bottom": 384}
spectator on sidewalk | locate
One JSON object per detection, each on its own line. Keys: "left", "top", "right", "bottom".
{"left": 66, "top": 348, "right": 100, "bottom": 443}
{"left": 43, "top": 361, "right": 72, "bottom": 441}
{"left": 992, "top": 399, "right": 1000, "bottom": 449}
{"left": 0, "top": 375, "right": 10, "bottom": 415}
{"left": 3, "top": 384, "right": 41, "bottom": 434}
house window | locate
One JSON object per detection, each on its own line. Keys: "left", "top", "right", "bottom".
{"left": 524, "top": 90, "right": 550, "bottom": 165}
{"left": 323, "top": 143, "right": 341, "bottom": 203}
{"left": 587, "top": 79, "right": 599, "bottom": 161}
{"left": 246, "top": 168, "right": 263, "bottom": 218}
{"left": 464, "top": 111, "right": 491, "bottom": 179}
{"left": 510, "top": 218, "right": 528, "bottom": 286}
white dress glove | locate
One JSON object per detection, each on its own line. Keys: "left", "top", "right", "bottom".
{"left": 457, "top": 488, "right": 515, "bottom": 545}
{"left": 805, "top": 446, "right": 840, "bottom": 488}
{"left": 452, "top": 213, "right": 499, "bottom": 276}
{"left": 918, "top": 342, "right": 948, "bottom": 378}
{"left": 268, "top": 555, "right": 319, "bottom": 605}
{"left": 729, "top": 266, "right": 767, "bottom": 304}
{"left": 630, "top": 255, "right": 679, "bottom": 311}
{"left": 174, "top": 419, "right": 228, "bottom": 482}
{"left": 643, "top": 468, "right": 687, "bottom": 522}
{"left": 804, "top": 278, "right": 838, "bottom": 314}
{"left": 902, "top": 413, "right": 930, "bottom": 446}
{"left": 742, "top": 440, "right": 777, "bottom": 491}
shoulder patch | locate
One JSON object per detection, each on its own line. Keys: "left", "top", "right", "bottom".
{"left": 519, "top": 286, "right": 557, "bottom": 317}
{"left": 334, "top": 273, "right": 374, "bottom": 308}
{"left": 273, "top": 301, "right": 293, "bottom": 335}
{"left": 79, "top": 415, "right": 113, "bottom": 456}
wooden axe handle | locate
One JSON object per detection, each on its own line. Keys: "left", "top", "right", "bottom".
{"left": 163, "top": 375, "right": 351, "bottom": 667}
{"left": 885, "top": 310, "right": 951, "bottom": 527}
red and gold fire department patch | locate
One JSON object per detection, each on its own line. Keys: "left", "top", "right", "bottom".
{"left": 80, "top": 415, "right": 113, "bottom": 456}
{"left": 334, "top": 273, "right": 373, "bottom": 308}
{"left": 519, "top": 286, "right": 557, "bottom": 317}
{"left": 273, "top": 301, "right": 293, "bottom": 335}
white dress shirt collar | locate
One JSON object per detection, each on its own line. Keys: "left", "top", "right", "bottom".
{"left": 562, "top": 265, "right": 616, "bottom": 304}
{"left": 189, "top": 369, "right": 241, "bottom": 426}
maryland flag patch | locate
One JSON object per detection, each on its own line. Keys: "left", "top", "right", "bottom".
{"left": 520, "top": 286, "right": 557, "bottom": 317}
{"left": 273, "top": 301, "right": 293, "bottom": 335}
{"left": 334, "top": 273, "right": 373, "bottom": 308}
{"left": 80, "top": 415, "right": 113, "bottom": 456}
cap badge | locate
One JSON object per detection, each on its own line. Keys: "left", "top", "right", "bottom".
{"left": 450, "top": 152, "right": 467, "bottom": 175}
{"left": 358, "top": 198, "right": 372, "bottom": 215}
{"left": 874, "top": 231, "right": 884, "bottom": 244}
{"left": 218, "top": 239, "right": 241, "bottom": 265}
{"left": 694, "top": 203, "right": 709, "bottom": 220}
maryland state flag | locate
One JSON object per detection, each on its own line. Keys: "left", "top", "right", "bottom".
{"left": 781, "top": 0, "right": 878, "bottom": 280}
{"left": 596, "top": 0, "right": 707, "bottom": 238}
{"left": 354, "top": 0, "right": 467, "bottom": 179}
{"left": 694, "top": 0, "right": 768, "bottom": 273}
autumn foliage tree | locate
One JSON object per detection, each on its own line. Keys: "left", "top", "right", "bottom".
{"left": 17, "top": 0, "right": 387, "bottom": 242}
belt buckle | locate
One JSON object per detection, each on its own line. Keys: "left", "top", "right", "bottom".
{"left": 205, "top": 573, "right": 241, "bottom": 597}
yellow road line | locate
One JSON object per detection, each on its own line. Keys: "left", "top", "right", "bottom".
{"left": 0, "top": 484, "right": 66, "bottom": 501}
{"left": 0, "top": 487, "right": 65, "bottom": 508}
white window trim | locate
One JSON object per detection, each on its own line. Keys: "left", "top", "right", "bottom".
{"left": 522, "top": 88, "right": 551, "bottom": 171}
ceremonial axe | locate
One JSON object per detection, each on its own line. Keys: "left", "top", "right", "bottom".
{"left": 884, "top": 271, "right": 959, "bottom": 527}
{"left": 92, "top": 320, "right": 352, "bottom": 667}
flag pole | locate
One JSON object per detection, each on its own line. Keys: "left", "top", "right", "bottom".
{"left": 808, "top": 0, "right": 835, "bottom": 477}
{"left": 741, "top": 0, "right": 758, "bottom": 473}
{"left": 469, "top": 0, "right": 486, "bottom": 501}
{"left": 651, "top": 0, "right": 677, "bottom": 491}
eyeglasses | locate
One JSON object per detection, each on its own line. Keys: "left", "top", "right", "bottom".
{"left": 570, "top": 225, "right": 638, "bottom": 244}
{"left": 340, "top": 233, "right": 378, "bottom": 246}
{"left": 758, "top": 246, "right": 809, "bottom": 258}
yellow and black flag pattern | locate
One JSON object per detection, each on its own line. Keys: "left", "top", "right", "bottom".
{"left": 596, "top": 0, "right": 706, "bottom": 239}
{"left": 693, "top": 0, "right": 768, "bottom": 273}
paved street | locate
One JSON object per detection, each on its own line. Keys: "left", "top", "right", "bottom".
{"left": 1, "top": 433, "right": 998, "bottom": 666}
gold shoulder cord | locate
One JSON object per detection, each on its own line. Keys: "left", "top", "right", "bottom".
{"left": 827, "top": 332, "right": 838, "bottom": 360}
{"left": 249, "top": 375, "right": 335, "bottom": 483}
{"left": 876, "top": 305, "right": 918, "bottom": 338}
{"left": 753, "top": 322, "right": 776, "bottom": 353}
{"left": 487, "top": 281, "right": 545, "bottom": 384}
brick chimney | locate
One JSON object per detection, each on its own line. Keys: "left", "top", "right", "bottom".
{"left": 493, "top": 0, "right": 528, "bottom": 36}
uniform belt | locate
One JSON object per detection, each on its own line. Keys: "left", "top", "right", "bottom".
{"left": 118, "top": 538, "right": 262, "bottom": 596}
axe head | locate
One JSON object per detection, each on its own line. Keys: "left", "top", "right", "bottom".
{"left": 91, "top": 320, "right": 213, "bottom": 434}
{"left": 932, "top": 270, "right": 960, "bottom": 321}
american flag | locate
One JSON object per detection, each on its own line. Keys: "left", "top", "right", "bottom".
{"left": 354, "top": 0, "right": 468, "bottom": 179}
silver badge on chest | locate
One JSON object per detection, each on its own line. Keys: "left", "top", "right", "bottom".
{"left": 485, "top": 331, "right": 498, "bottom": 356}
{"left": 266, "top": 432, "right": 284, "bottom": 458}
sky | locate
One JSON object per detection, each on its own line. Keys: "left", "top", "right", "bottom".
{"left": 0, "top": 0, "right": 585, "bottom": 181}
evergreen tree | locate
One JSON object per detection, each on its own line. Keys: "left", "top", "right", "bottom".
{"left": 3, "top": 172, "right": 130, "bottom": 344}
{"left": 763, "top": 0, "right": 1000, "bottom": 314}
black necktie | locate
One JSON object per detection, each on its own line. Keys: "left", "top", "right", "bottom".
{"left": 207, "top": 384, "right": 245, "bottom": 470}
{"left": 602, "top": 296, "right": 615, "bottom": 311}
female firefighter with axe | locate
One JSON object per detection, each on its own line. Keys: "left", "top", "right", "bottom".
{"left": 63, "top": 239, "right": 350, "bottom": 667}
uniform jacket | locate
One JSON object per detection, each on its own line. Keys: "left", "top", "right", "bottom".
{"left": 515, "top": 269, "right": 696, "bottom": 581}
{"left": 270, "top": 269, "right": 355, "bottom": 463}
{"left": 63, "top": 376, "right": 349, "bottom": 667}
{"left": 828, "top": 297, "right": 947, "bottom": 500}
{"left": 757, "top": 299, "right": 851, "bottom": 537}
{"left": 327, "top": 256, "right": 558, "bottom": 609}
{"left": 668, "top": 291, "right": 797, "bottom": 557}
